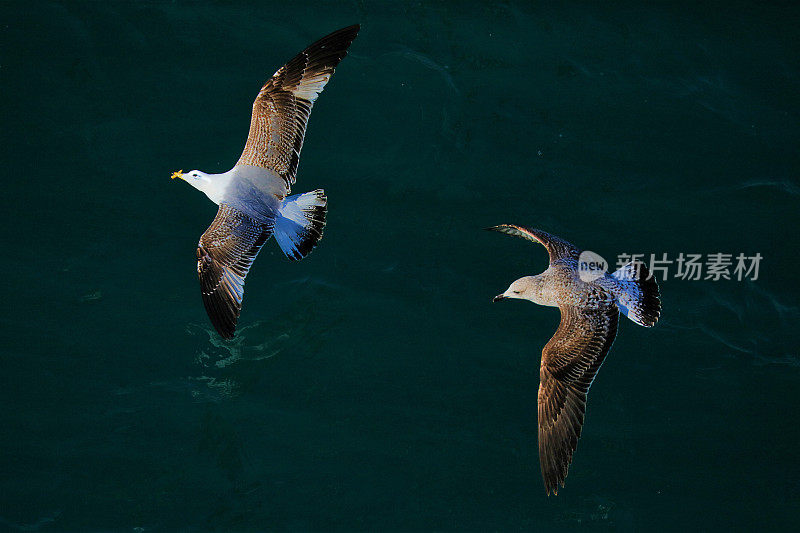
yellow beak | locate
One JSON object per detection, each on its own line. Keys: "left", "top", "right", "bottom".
{"left": 170, "top": 169, "right": 184, "bottom": 180}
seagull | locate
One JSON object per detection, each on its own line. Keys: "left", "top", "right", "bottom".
{"left": 488, "top": 224, "right": 661, "bottom": 495}
{"left": 171, "top": 25, "right": 359, "bottom": 338}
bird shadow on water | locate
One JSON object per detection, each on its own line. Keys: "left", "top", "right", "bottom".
{"left": 552, "top": 494, "right": 633, "bottom": 529}
{"left": 182, "top": 283, "right": 343, "bottom": 402}
{"left": 162, "top": 286, "right": 346, "bottom": 525}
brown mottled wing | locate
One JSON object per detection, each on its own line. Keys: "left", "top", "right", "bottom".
{"left": 196, "top": 204, "right": 273, "bottom": 339}
{"left": 486, "top": 225, "right": 580, "bottom": 262}
{"left": 236, "top": 24, "right": 360, "bottom": 192}
{"left": 537, "top": 303, "right": 619, "bottom": 495}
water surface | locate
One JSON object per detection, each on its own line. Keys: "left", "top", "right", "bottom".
{"left": 1, "top": 1, "right": 798, "bottom": 530}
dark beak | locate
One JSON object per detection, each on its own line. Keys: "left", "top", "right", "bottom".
{"left": 492, "top": 294, "right": 505, "bottom": 302}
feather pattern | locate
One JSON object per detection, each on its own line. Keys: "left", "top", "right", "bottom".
{"left": 236, "top": 24, "right": 360, "bottom": 191}
{"left": 486, "top": 224, "right": 580, "bottom": 262}
{"left": 196, "top": 204, "right": 273, "bottom": 338}
{"left": 538, "top": 304, "right": 618, "bottom": 495}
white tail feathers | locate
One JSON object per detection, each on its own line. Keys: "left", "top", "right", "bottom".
{"left": 274, "top": 190, "right": 327, "bottom": 261}
{"left": 608, "top": 261, "right": 661, "bottom": 327}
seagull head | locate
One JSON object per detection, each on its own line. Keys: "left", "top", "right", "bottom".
{"left": 171, "top": 169, "right": 209, "bottom": 183}
{"left": 493, "top": 276, "right": 542, "bottom": 304}
{"left": 171, "top": 168, "right": 230, "bottom": 205}
{"left": 170, "top": 169, "right": 215, "bottom": 193}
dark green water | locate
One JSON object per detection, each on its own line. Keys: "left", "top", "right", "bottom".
{"left": 2, "top": 1, "right": 799, "bottom": 530}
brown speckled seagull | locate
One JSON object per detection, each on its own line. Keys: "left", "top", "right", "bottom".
{"left": 488, "top": 225, "right": 661, "bottom": 495}
{"left": 171, "top": 25, "right": 359, "bottom": 338}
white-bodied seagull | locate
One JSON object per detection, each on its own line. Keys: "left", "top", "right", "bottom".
{"left": 488, "top": 224, "right": 661, "bottom": 495}
{"left": 172, "top": 25, "right": 359, "bottom": 338}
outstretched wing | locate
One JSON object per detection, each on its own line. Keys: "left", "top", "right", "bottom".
{"left": 537, "top": 303, "right": 618, "bottom": 495}
{"left": 236, "top": 24, "right": 360, "bottom": 191}
{"left": 196, "top": 204, "right": 273, "bottom": 338}
{"left": 486, "top": 224, "right": 580, "bottom": 263}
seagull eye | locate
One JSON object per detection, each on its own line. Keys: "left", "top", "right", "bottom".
{"left": 513, "top": 290, "right": 521, "bottom": 294}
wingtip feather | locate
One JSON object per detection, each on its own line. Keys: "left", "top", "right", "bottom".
{"left": 484, "top": 224, "right": 513, "bottom": 233}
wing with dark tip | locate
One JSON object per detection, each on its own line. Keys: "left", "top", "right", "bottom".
{"left": 236, "top": 24, "right": 360, "bottom": 191}
{"left": 537, "top": 303, "right": 619, "bottom": 495}
{"left": 196, "top": 204, "right": 272, "bottom": 338}
{"left": 486, "top": 224, "right": 580, "bottom": 263}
